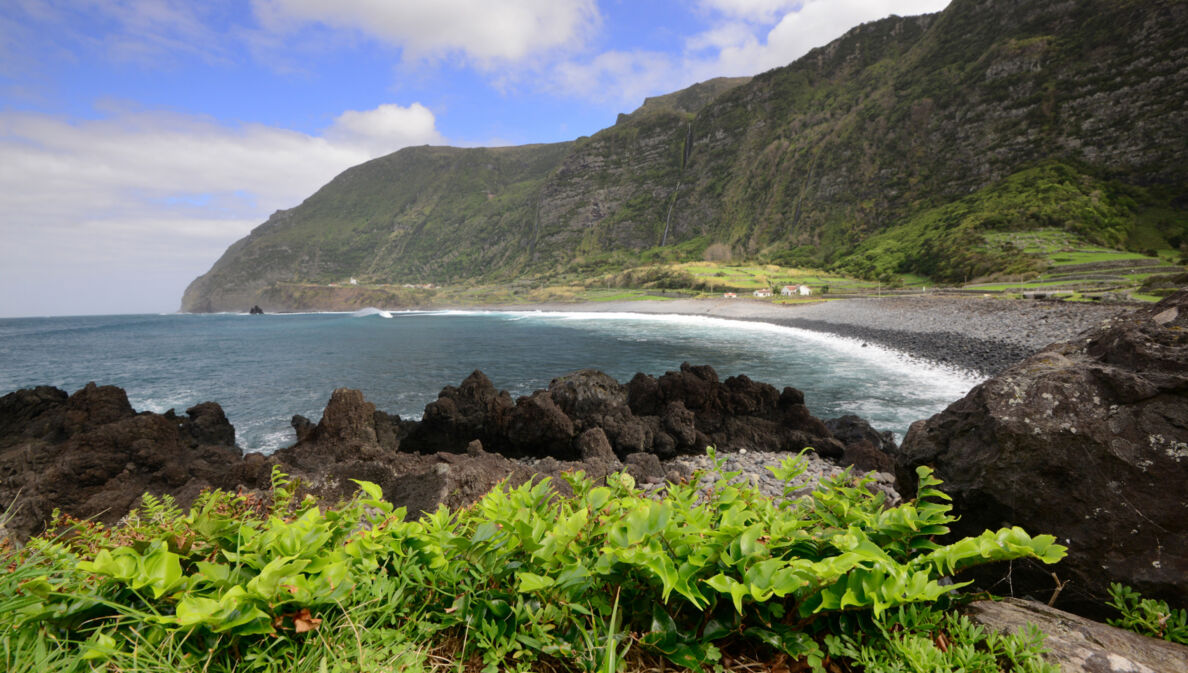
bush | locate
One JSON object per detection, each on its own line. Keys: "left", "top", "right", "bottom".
{"left": 2, "top": 454, "right": 1066, "bottom": 672}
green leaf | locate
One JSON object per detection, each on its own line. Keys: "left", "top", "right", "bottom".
{"left": 351, "top": 479, "right": 384, "bottom": 502}
{"left": 516, "top": 572, "right": 556, "bottom": 593}
{"left": 140, "top": 546, "right": 184, "bottom": 598}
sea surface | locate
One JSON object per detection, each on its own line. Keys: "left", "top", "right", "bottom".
{"left": 0, "top": 310, "right": 980, "bottom": 454}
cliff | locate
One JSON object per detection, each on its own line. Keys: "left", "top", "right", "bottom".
{"left": 183, "top": 0, "right": 1188, "bottom": 313}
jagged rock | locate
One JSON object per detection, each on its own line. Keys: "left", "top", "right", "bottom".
{"left": 964, "top": 598, "right": 1188, "bottom": 673}
{"left": 275, "top": 389, "right": 384, "bottom": 472}
{"left": 548, "top": 369, "right": 627, "bottom": 420}
{"left": 0, "top": 384, "right": 259, "bottom": 540}
{"left": 504, "top": 391, "right": 576, "bottom": 459}
{"left": 290, "top": 414, "right": 316, "bottom": 444}
{"left": 825, "top": 415, "right": 898, "bottom": 474}
{"left": 402, "top": 370, "right": 513, "bottom": 454}
{"left": 576, "top": 427, "right": 621, "bottom": 474}
{"left": 184, "top": 402, "right": 236, "bottom": 447}
{"left": 897, "top": 291, "right": 1188, "bottom": 618}
{"left": 624, "top": 452, "right": 665, "bottom": 483}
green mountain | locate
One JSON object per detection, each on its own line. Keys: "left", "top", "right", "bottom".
{"left": 182, "top": 0, "right": 1188, "bottom": 312}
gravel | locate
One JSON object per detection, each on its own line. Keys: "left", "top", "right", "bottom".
{"left": 506, "top": 295, "right": 1134, "bottom": 377}
{"left": 757, "top": 296, "right": 1130, "bottom": 376}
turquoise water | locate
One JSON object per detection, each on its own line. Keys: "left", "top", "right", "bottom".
{"left": 0, "top": 310, "right": 978, "bottom": 453}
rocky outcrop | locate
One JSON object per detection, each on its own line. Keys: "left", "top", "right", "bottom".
{"left": 897, "top": 291, "right": 1188, "bottom": 618}
{"left": 401, "top": 363, "right": 843, "bottom": 460}
{"left": 0, "top": 365, "right": 856, "bottom": 541}
{"left": 965, "top": 598, "right": 1188, "bottom": 673}
{"left": 0, "top": 383, "right": 266, "bottom": 540}
{"left": 825, "top": 414, "right": 898, "bottom": 475}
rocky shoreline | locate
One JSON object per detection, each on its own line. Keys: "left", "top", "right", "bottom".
{"left": 478, "top": 295, "right": 1133, "bottom": 376}
{"left": 3, "top": 291, "right": 1185, "bottom": 628}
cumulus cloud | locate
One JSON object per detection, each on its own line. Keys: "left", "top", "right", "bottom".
{"left": 551, "top": 50, "right": 677, "bottom": 105}
{"left": 551, "top": 0, "right": 950, "bottom": 109}
{"left": 326, "top": 103, "right": 445, "bottom": 155}
{"left": 0, "top": 103, "right": 443, "bottom": 316}
{"left": 693, "top": 0, "right": 952, "bottom": 76}
{"left": 252, "top": 0, "right": 599, "bottom": 66}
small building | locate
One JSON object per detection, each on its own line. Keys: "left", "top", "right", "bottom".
{"left": 753, "top": 288, "right": 773, "bottom": 298}
{"left": 349, "top": 278, "right": 358, "bottom": 285}
{"left": 783, "top": 284, "right": 811, "bottom": 296}
{"left": 797, "top": 284, "right": 812, "bottom": 296}
{"left": 723, "top": 292, "right": 737, "bottom": 299}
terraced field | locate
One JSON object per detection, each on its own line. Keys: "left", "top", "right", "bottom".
{"left": 965, "top": 230, "right": 1186, "bottom": 299}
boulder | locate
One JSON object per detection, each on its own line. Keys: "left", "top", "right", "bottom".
{"left": 825, "top": 415, "right": 898, "bottom": 474}
{"left": 504, "top": 391, "right": 576, "bottom": 459}
{"left": 964, "top": 598, "right": 1188, "bottom": 673}
{"left": 401, "top": 370, "right": 513, "bottom": 454}
{"left": 897, "top": 291, "right": 1188, "bottom": 618}
{"left": 0, "top": 384, "right": 260, "bottom": 541}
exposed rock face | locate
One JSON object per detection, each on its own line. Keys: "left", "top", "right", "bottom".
{"left": 825, "top": 415, "right": 898, "bottom": 475}
{"left": 401, "top": 363, "right": 843, "bottom": 460}
{"left": 0, "top": 366, "right": 854, "bottom": 540}
{"left": 964, "top": 598, "right": 1188, "bottom": 673}
{"left": 897, "top": 291, "right": 1188, "bottom": 618}
{"left": 0, "top": 383, "right": 263, "bottom": 540}
{"left": 182, "top": 0, "right": 1188, "bottom": 313}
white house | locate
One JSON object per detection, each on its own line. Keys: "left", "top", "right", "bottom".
{"left": 797, "top": 284, "right": 812, "bottom": 296}
{"left": 349, "top": 278, "right": 358, "bottom": 285}
{"left": 783, "top": 284, "right": 811, "bottom": 296}
{"left": 723, "top": 292, "right": 737, "bottom": 299}
{"left": 753, "top": 288, "right": 773, "bottom": 298}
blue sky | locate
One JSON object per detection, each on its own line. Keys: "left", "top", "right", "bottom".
{"left": 0, "top": 0, "right": 950, "bottom": 317}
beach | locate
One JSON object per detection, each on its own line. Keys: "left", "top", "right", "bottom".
{"left": 482, "top": 295, "right": 1133, "bottom": 376}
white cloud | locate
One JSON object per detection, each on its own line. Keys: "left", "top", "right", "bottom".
{"left": 0, "top": 103, "right": 443, "bottom": 316}
{"left": 252, "top": 0, "right": 599, "bottom": 66}
{"left": 326, "top": 103, "right": 445, "bottom": 155}
{"left": 549, "top": 0, "right": 951, "bottom": 109}
{"left": 696, "top": 0, "right": 798, "bottom": 22}
{"left": 551, "top": 50, "right": 677, "bottom": 105}
{"left": 691, "top": 0, "right": 953, "bottom": 76}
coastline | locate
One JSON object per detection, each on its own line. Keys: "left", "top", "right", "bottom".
{"left": 468, "top": 295, "right": 1133, "bottom": 377}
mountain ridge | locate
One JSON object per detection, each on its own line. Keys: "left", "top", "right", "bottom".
{"left": 182, "top": 0, "right": 1188, "bottom": 313}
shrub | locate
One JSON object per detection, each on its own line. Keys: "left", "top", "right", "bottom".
{"left": 2, "top": 453, "right": 1066, "bottom": 672}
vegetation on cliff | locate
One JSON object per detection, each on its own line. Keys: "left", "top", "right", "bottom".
{"left": 182, "top": 0, "right": 1188, "bottom": 312}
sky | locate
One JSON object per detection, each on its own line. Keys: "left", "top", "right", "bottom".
{"left": 0, "top": 0, "right": 951, "bottom": 317}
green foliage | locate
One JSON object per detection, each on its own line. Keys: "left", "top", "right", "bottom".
{"left": 824, "top": 604, "right": 1058, "bottom": 673}
{"left": 1106, "top": 583, "right": 1188, "bottom": 645}
{"left": 829, "top": 161, "right": 1188, "bottom": 283}
{"left": 3, "top": 457, "right": 1066, "bottom": 672}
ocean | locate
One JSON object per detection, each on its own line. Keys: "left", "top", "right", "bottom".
{"left": 0, "top": 310, "right": 979, "bottom": 453}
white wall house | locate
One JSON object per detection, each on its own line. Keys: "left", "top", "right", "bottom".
{"left": 754, "top": 288, "right": 773, "bottom": 297}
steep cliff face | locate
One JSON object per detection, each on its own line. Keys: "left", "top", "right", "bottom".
{"left": 183, "top": 0, "right": 1188, "bottom": 312}
{"left": 668, "top": 0, "right": 1188, "bottom": 260}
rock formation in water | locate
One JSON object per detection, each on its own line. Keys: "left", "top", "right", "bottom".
{"left": 0, "top": 364, "right": 864, "bottom": 540}
{"left": 0, "top": 383, "right": 270, "bottom": 540}
{"left": 897, "top": 290, "right": 1188, "bottom": 618}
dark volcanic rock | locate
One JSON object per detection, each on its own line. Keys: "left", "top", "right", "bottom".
{"left": 0, "top": 383, "right": 260, "bottom": 540}
{"left": 401, "top": 370, "right": 513, "bottom": 454}
{"left": 826, "top": 415, "right": 898, "bottom": 474}
{"left": 897, "top": 291, "right": 1188, "bottom": 618}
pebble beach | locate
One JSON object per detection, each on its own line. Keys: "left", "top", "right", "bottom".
{"left": 493, "top": 295, "right": 1132, "bottom": 377}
